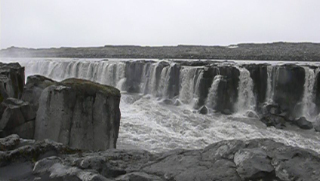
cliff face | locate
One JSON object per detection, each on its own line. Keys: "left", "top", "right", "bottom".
{"left": 34, "top": 78, "right": 121, "bottom": 150}
{"left": 0, "top": 62, "right": 25, "bottom": 102}
{"left": 0, "top": 62, "right": 122, "bottom": 150}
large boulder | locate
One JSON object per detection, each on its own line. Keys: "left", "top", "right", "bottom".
{"left": 0, "top": 62, "right": 25, "bottom": 102}
{"left": 292, "top": 117, "right": 313, "bottom": 130}
{"left": 234, "top": 148, "right": 274, "bottom": 180}
{"left": 260, "top": 114, "right": 287, "bottom": 129}
{"left": 0, "top": 98, "right": 36, "bottom": 138}
{"left": 314, "top": 114, "right": 320, "bottom": 132}
{"left": 35, "top": 78, "right": 121, "bottom": 151}
{"left": 261, "top": 104, "right": 282, "bottom": 115}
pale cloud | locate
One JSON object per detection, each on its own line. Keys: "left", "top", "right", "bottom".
{"left": 1, "top": 0, "right": 320, "bottom": 48}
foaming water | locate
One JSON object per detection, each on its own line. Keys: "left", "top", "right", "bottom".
{"left": 178, "top": 67, "right": 202, "bottom": 107}
{"left": 206, "top": 75, "right": 222, "bottom": 110}
{"left": 2, "top": 58, "right": 320, "bottom": 153}
{"left": 119, "top": 94, "right": 320, "bottom": 153}
{"left": 235, "top": 67, "right": 256, "bottom": 114}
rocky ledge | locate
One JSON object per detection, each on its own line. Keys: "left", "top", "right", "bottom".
{"left": 0, "top": 63, "right": 121, "bottom": 151}
{"left": 1, "top": 134, "right": 320, "bottom": 181}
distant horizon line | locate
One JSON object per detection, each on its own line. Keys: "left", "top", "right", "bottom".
{"left": 2, "top": 41, "right": 320, "bottom": 50}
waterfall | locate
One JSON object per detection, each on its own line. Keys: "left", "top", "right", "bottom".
{"left": 302, "top": 67, "right": 317, "bottom": 120}
{"left": 206, "top": 75, "right": 222, "bottom": 109}
{"left": 6, "top": 58, "right": 320, "bottom": 117}
{"left": 148, "top": 63, "right": 159, "bottom": 96}
{"left": 178, "top": 67, "right": 202, "bottom": 106}
{"left": 271, "top": 66, "right": 280, "bottom": 101}
{"left": 235, "top": 67, "right": 256, "bottom": 113}
{"left": 265, "top": 65, "right": 273, "bottom": 104}
{"left": 140, "top": 63, "right": 151, "bottom": 94}
{"left": 24, "top": 59, "right": 126, "bottom": 88}
{"left": 157, "top": 66, "right": 170, "bottom": 97}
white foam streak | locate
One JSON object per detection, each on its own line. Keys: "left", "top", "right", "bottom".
{"left": 302, "top": 67, "right": 317, "bottom": 120}
{"left": 235, "top": 67, "right": 256, "bottom": 113}
{"left": 265, "top": 65, "right": 273, "bottom": 104}
{"left": 206, "top": 75, "right": 222, "bottom": 109}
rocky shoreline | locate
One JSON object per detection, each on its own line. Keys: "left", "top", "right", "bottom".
{"left": 1, "top": 134, "right": 320, "bottom": 181}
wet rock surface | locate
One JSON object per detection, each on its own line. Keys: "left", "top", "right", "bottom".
{"left": 21, "top": 75, "right": 56, "bottom": 110}
{"left": 0, "top": 62, "right": 25, "bottom": 102}
{"left": 35, "top": 78, "right": 121, "bottom": 151}
{"left": 0, "top": 98, "right": 36, "bottom": 138}
{"left": 1, "top": 135, "right": 320, "bottom": 181}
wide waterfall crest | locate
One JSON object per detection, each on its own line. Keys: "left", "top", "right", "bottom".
{"left": 235, "top": 67, "right": 256, "bottom": 113}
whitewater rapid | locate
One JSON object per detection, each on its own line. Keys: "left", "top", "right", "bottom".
{"left": 2, "top": 58, "right": 320, "bottom": 153}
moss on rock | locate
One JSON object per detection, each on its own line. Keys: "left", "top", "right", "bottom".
{"left": 61, "top": 78, "right": 120, "bottom": 97}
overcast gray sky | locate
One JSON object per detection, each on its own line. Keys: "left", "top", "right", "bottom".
{"left": 1, "top": 0, "right": 320, "bottom": 49}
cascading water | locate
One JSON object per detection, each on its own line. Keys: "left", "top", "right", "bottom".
{"left": 271, "top": 66, "right": 280, "bottom": 101}
{"left": 178, "top": 67, "right": 202, "bottom": 106}
{"left": 3, "top": 58, "right": 320, "bottom": 153}
{"left": 206, "top": 75, "right": 223, "bottom": 110}
{"left": 235, "top": 67, "right": 256, "bottom": 113}
{"left": 302, "top": 67, "right": 317, "bottom": 120}
{"left": 265, "top": 65, "right": 273, "bottom": 104}
{"left": 157, "top": 66, "right": 170, "bottom": 97}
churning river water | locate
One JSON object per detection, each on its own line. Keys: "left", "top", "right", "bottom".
{"left": 2, "top": 58, "right": 320, "bottom": 153}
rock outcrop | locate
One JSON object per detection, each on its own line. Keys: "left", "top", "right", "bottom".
{"left": 0, "top": 98, "right": 36, "bottom": 138}
{"left": 35, "top": 78, "right": 121, "bottom": 151}
{"left": 0, "top": 62, "right": 24, "bottom": 102}
{"left": 21, "top": 75, "right": 56, "bottom": 110}
{"left": 1, "top": 135, "right": 320, "bottom": 181}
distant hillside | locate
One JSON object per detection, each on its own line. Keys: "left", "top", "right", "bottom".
{"left": 1, "top": 42, "right": 320, "bottom": 61}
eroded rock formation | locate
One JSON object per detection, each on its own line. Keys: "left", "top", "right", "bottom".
{"left": 0, "top": 62, "right": 122, "bottom": 151}
{"left": 35, "top": 78, "right": 121, "bottom": 150}
{"left": 0, "top": 62, "right": 24, "bottom": 102}
{"left": 1, "top": 134, "right": 320, "bottom": 181}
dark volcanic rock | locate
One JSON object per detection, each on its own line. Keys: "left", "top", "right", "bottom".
{"left": 35, "top": 78, "right": 121, "bottom": 151}
{"left": 260, "top": 114, "right": 287, "bottom": 129}
{"left": 0, "top": 134, "right": 20, "bottom": 151}
{"left": 272, "top": 64, "right": 305, "bottom": 117}
{"left": 0, "top": 98, "right": 36, "bottom": 138}
{"left": 198, "top": 105, "right": 208, "bottom": 114}
{"left": 234, "top": 148, "right": 274, "bottom": 180}
{"left": 262, "top": 104, "right": 282, "bottom": 115}
{"left": 21, "top": 75, "right": 56, "bottom": 110}
{"left": 244, "top": 64, "right": 268, "bottom": 107}
{"left": 293, "top": 117, "right": 313, "bottom": 130}
{"left": 1, "top": 135, "right": 320, "bottom": 181}
{"left": 0, "top": 62, "right": 25, "bottom": 102}
{"left": 313, "top": 114, "right": 320, "bottom": 132}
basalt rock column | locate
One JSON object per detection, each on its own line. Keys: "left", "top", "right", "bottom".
{"left": 35, "top": 78, "right": 121, "bottom": 150}
{"left": 0, "top": 62, "right": 25, "bottom": 102}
